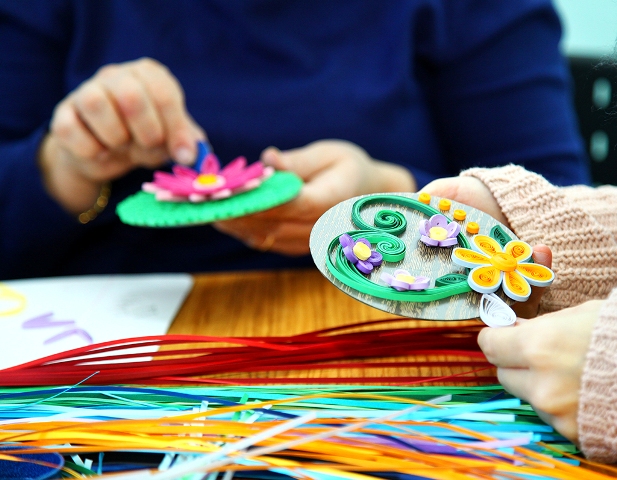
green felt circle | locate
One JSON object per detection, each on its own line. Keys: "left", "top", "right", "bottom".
{"left": 116, "top": 171, "right": 303, "bottom": 227}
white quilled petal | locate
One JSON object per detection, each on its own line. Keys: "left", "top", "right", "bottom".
{"left": 479, "top": 293, "right": 516, "bottom": 328}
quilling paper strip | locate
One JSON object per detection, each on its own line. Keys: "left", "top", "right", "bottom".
{"left": 0, "top": 319, "right": 494, "bottom": 386}
{"left": 0, "top": 386, "right": 615, "bottom": 479}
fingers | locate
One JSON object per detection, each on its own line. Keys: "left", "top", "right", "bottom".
{"left": 421, "top": 177, "right": 463, "bottom": 202}
{"left": 422, "top": 177, "right": 508, "bottom": 226}
{"left": 477, "top": 325, "right": 531, "bottom": 368}
{"left": 69, "top": 80, "right": 130, "bottom": 152}
{"left": 130, "top": 59, "right": 201, "bottom": 163}
{"left": 51, "top": 58, "right": 201, "bottom": 168}
{"left": 248, "top": 140, "right": 414, "bottom": 253}
{"left": 51, "top": 100, "right": 108, "bottom": 160}
{"left": 98, "top": 64, "right": 165, "bottom": 150}
{"left": 495, "top": 367, "right": 533, "bottom": 403}
{"left": 512, "top": 244, "right": 552, "bottom": 318}
{"left": 259, "top": 144, "right": 355, "bottom": 220}
{"left": 214, "top": 217, "right": 313, "bottom": 256}
{"left": 261, "top": 143, "right": 335, "bottom": 180}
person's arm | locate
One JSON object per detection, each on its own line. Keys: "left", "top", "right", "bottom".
{"left": 579, "top": 289, "right": 617, "bottom": 462}
{"left": 476, "top": 287, "right": 617, "bottom": 462}
{"left": 39, "top": 57, "right": 204, "bottom": 215}
{"left": 459, "top": 165, "right": 617, "bottom": 313}
{"left": 423, "top": 166, "right": 617, "bottom": 459}
{"left": 414, "top": 0, "right": 589, "bottom": 187}
{"left": 476, "top": 295, "right": 617, "bottom": 462}
{"left": 0, "top": 4, "right": 204, "bottom": 279}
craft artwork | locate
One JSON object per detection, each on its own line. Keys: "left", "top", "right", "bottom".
{"left": 116, "top": 141, "right": 303, "bottom": 227}
{"left": 309, "top": 192, "right": 554, "bottom": 323}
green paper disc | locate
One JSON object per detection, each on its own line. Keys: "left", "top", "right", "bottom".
{"left": 116, "top": 171, "right": 303, "bottom": 227}
{"left": 309, "top": 192, "right": 519, "bottom": 321}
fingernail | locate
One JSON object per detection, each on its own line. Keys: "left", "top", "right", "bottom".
{"left": 174, "top": 147, "right": 194, "bottom": 165}
{"left": 533, "top": 251, "right": 551, "bottom": 266}
{"left": 261, "top": 147, "right": 281, "bottom": 167}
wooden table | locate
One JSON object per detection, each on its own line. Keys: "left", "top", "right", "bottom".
{"left": 169, "top": 267, "right": 486, "bottom": 383}
{"left": 170, "top": 268, "right": 402, "bottom": 337}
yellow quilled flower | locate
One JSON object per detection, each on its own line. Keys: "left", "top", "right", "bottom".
{"left": 451, "top": 235, "right": 554, "bottom": 302}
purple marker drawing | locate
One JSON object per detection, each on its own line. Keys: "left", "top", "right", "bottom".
{"left": 22, "top": 312, "right": 75, "bottom": 328}
{"left": 44, "top": 328, "right": 93, "bottom": 345}
{"left": 22, "top": 312, "right": 93, "bottom": 345}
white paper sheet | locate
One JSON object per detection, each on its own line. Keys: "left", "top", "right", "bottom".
{"left": 0, "top": 273, "right": 193, "bottom": 370}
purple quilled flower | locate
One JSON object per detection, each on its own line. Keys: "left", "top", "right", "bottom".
{"left": 419, "top": 214, "right": 460, "bottom": 247}
{"left": 339, "top": 234, "right": 383, "bottom": 274}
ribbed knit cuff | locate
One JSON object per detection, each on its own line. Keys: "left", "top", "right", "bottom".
{"left": 579, "top": 289, "right": 617, "bottom": 463}
{"left": 462, "top": 165, "right": 617, "bottom": 313}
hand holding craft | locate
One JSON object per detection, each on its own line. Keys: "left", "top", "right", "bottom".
{"left": 423, "top": 176, "right": 552, "bottom": 319}
{"left": 116, "top": 141, "right": 303, "bottom": 227}
{"left": 310, "top": 187, "right": 558, "bottom": 325}
{"left": 478, "top": 300, "right": 603, "bottom": 444}
{"left": 213, "top": 140, "right": 417, "bottom": 256}
{"left": 38, "top": 57, "right": 204, "bottom": 216}
{"left": 421, "top": 176, "right": 508, "bottom": 228}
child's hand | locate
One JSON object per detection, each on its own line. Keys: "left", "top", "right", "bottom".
{"left": 479, "top": 300, "right": 602, "bottom": 443}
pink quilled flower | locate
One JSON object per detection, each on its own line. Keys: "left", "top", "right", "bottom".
{"left": 142, "top": 153, "right": 274, "bottom": 202}
{"left": 339, "top": 234, "right": 383, "bottom": 274}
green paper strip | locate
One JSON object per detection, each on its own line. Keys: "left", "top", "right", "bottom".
{"left": 490, "top": 225, "right": 512, "bottom": 248}
{"left": 326, "top": 232, "right": 472, "bottom": 301}
{"left": 326, "top": 195, "right": 472, "bottom": 301}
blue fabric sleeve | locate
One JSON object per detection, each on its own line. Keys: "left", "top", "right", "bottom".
{"left": 410, "top": 1, "right": 590, "bottom": 188}
{"left": 0, "top": 2, "right": 105, "bottom": 278}
{"left": 0, "top": 127, "right": 90, "bottom": 277}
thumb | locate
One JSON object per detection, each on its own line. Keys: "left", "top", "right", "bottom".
{"left": 421, "top": 177, "right": 463, "bottom": 201}
{"left": 512, "top": 244, "right": 552, "bottom": 319}
{"left": 261, "top": 146, "right": 287, "bottom": 170}
{"left": 169, "top": 115, "right": 206, "bottom": 166}
{"left": 422, "top": 176, "right": 508, "bottom": 226}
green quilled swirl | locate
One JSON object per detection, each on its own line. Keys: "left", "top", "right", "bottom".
{"left": 326, "top": 195, "right": 486, "bottom": 302}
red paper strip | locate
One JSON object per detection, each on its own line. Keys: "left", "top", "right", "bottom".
{"left": 0, "top": 319, "right": 492, "bottom": 386}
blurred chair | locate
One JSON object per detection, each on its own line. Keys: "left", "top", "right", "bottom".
{"left": 569, "top": 56, "right": 617, "bottom": 185}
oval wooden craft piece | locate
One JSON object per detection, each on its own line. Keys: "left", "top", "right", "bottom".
{"left": 309, "top": 192, "right": 518, "bottom": 320}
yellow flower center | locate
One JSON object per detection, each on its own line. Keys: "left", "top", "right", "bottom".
{"left": 490, "top": 252, "right": 517, "bottom": 272}
{"left": 195, "top": 174, "right": 220, "bottom": 186}
{"left": 352, "top": 242, "right": 371, "bottom": 261}
{"left": 395, "top": 273, "right": 415, "bottom": 284}
{"left": 429, "top": 226, "right": 448, "bottom": 241}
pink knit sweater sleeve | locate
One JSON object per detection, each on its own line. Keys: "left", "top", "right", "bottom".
{"left": 461, "top": 165, "right": 617, "bottom": 462}
{"left": 578, "top": 290, "right": 617, "bottom": 462}
{"left": 462, "top": 165, "right": 617, "bottom": 312}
